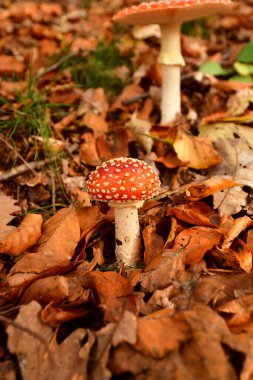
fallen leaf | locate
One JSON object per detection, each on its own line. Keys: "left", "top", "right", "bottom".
{"left": 7, "top": 301, "right": 92, "bottom": 380}
{"left": 19, "top": 275, "right": 69, "bottom": 305}
{"left": 167, "top": 202, "right": 217, "bottom": 227}
{"left": 0, "top": 192, "right": 20, "bottom": 233}
{"left": 87, "top": 271, "right": 136, "bottom": 322}
{"left": 218, "top": 294, "right": 253, "bottom": 326}
{"left": 171, "top": 177, "right": 239, "bottom": 203}
{"left": 81, "top": 111, "right": 108, "bottom": 138}
{"left": 172, "top": 227, "right": 221, "bottom": 265}
{"left": 0, "top": 55, "right": 24, "bottom": 75}
{"left": 142, "top": 224, "right": 164, "bottom": 266}
{"left": 7, "top": 207, "right": 80, "bottom": 290}
{"left": 134, "top": 308, "right": 189, "bottom": 358}
{"left": 80, "top": 133, "right": 101, "bottom": 166}
{"left": 0, "top": 214, "right": 43, "bottom": 256}
{"left": 221, "top": 216, "right": 253, "bottom": 249}
{"left": 173, "top": 130, "right": 221, "bottom": 169}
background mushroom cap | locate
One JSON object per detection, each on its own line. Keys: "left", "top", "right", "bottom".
{"left": 87, "top": 157, "right": 161, "bottom": 203}
{"left": 113, "top": 0, "right": 231, "bottom": 25}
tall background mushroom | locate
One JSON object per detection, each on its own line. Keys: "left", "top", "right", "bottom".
{"left": 113, "top": 0, "right": 231, "bottom": 124}
{"left": 87, "top": 157, "right": 160, "bottom": 266}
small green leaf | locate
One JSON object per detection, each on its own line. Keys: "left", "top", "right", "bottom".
{"left": 229, "top": 75, "right": 253, "bottom": 83}
{"left": 237, "top": 42, "right": 253, "bottom": 63}
{"left": 234, "top": 62, "right": 253, "bottom": 76}
{"left": 199, "top": 61, "right": 233, "bottom": 76}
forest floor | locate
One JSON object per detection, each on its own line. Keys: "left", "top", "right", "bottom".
{"left": 1, "top": 0, "right": 253, "bottom": 379}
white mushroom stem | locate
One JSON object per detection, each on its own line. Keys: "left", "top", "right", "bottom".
{"left": 161, "top": 65, "right": 181, "bottom": 124}
{"left": 110, "top": 201, "right": 144, "bottom": 266}
{"left": 159, "top": 22, "right": 185, "bottom": 124}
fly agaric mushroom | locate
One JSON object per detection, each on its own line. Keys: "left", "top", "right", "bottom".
{"left": 87, "top": 157, "right": 160, "bottom": 266}
{"left": 113, "top": 0, "right": 231, "bottom": 124}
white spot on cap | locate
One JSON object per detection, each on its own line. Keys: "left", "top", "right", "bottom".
{"left": 115, "top": 169, "right": 121, "bottom": 173}
{"left": 124, "top": 172, "right": 130, "bottom": 177}
{"left": 111, "top": 187, "right": 117, "bottom": 192}
{"left": 114, "top": 194, "right": 119, "bottom": 199}
{"left": 131, "top": 195, "right": 137, "bottom": 199}
{"left": 120, "top": 186, "right": 126, "bottom": 191}
{"left": 122, "top": 194, "right": 128, "bottom": 199}
{"left": 103, "top": 182, "right": 109, "bottom": 186}
{"left": 131, "top": 187, "right": 137, "bottom": 192}
{"left": 106, "top": 195, "right": 112, "bottom": 199}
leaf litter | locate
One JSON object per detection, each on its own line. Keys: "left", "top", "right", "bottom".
{"left": 1, "top": 0, "right": 253, "bottom": 379}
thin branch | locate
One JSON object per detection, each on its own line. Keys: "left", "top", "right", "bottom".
{"left": 0, "top": 159, "right": 48, "bottom": 182}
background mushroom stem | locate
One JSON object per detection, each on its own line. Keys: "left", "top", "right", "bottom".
{"left": 112, "top": 202, "right": 144, "bottom": 266}
{"left": 161, "top": 65, "right": 181, "bottom": 123}
{"left": 159, "top": 23, "right": 185, "bottom": 123}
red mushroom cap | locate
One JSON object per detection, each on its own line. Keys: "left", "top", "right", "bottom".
{"left": 113, "top": 0, "right": 231, "bottom": 25}
{"left": 87, "top": 157, "right": 161, "bottom": 203}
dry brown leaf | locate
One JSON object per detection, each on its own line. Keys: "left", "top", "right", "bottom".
{"left": 0, "top": 55, "right": 24, "bottom": 75}
{"left": 41, "top": 304, "right": 90, "bottom": 327}
{"left": 81, "top": 111, "right": 108, "bottom": 138}
{"left": 167, "top": 202, "right": 217, "bottom": 227}
{"left": 173, "top": 130, "right": 221, "bottom": 169}
{"left": 181, "top": 304, "right": 241, "bottom": 380}
{"left": 96, "top": 128, "right": 131, "bottom": 161}
{"left": 7, "top": 207, "right": 80, "bottom": 290}
{"left": 112, "top": 310, "right": 137, "bottom": 346}
{"left": 218, "top": 294, "right": 253, "bottom": 326}
{"left": 0, "top": 214, "right": 43, "bottom": 256}
{"left": 172, "top": 227, "right": 221, "bottom": 265}
{"left": 221, "top": 216, "right": 253, "bottom": 249}
{"left": 7, "top": 301, "right": 91, "bottom": 380}
{"left": 87, "top": 271, "right": 136, "bottom": 322}
{"left": 80, "top": 132, "right": 101, "bottom": 166}
{"left": 111, "top": 84, "right": 144, "bottom": 111}
{"left": 134, "top": 308, "right": 189, "bottom": 358}
{"left": 19, "top": 275, "right": 69, "bottom": 305}
{"left": 171, "top": 177, "right": 239, "bottom": 203}
{"left": 140, "top": 248, "right": 185, "bottom": 292}
{"left": 231, "top": 239, "right": 252, "bottom": 273}
{"left": 142, "top": 224, "right": 164, "bottom": 266}
{"left": 0, "top": 193, "right": 20, "bottom": 233}
{"left": 36, "top": 207, "right": 80, "bottom": 260}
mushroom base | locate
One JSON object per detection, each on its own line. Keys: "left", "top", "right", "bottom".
{"left": 113, "top": 205, "right": 143, "bottom": 266}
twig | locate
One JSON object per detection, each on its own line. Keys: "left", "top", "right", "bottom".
{"left": 34, "top": 53, "right": 74, "bottom": 80}
{"left": 0, "top": 159, "right": 48, "bottom": 182}
{"left": 122, "top": 93, "right": 150, "bottom": 105}
{"left": 0, "top": 135, "right": 37, "bottom": 176}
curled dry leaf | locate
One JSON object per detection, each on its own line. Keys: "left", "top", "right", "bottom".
{"left": 172, "top": 227, "right": 221, "bottom": 265}
{"left": 173, "top": 130, "right": 221, "bottom": 169}
{"left": 134, "top": 308, "right": 189, "bottom": 358}
{"left": 7, "top": 207, "right": 80, "bottom": 290}
{"left": 221, "top": 215, "right": 253, "bottom": 250}
{"left": 42, "top": 304, "right": 90, "bottom": 327}
{"left": 0, "top": 214, "right": 43, "bottom": 256}
{"left": 167, "top": 202, "right": 218, "bottom": 227}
